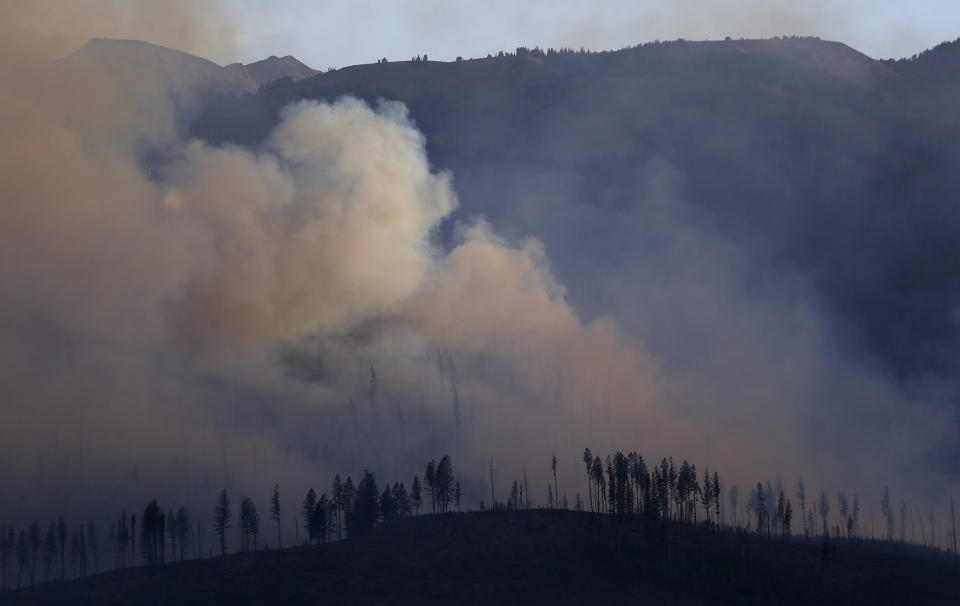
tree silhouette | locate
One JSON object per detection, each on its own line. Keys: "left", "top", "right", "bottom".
{"left": 28, "top": 520, "right": 40, "bottom": 586}
{"left": 141, "top": 500, "right": 165, "bottom": 565}
{"left": 302, "top": 488, "right": 317, "bottom": 544}
{"left": 852, "top": 495, "right": 861, "bottom": 538}
{"left": 436, "top": 455, "right": 454, "bottom": 513}
{"left": 412, "top": 476, "right": 422, "bottom": 515}
{"left": 818, "top": 490, "right": 830, "bottom": 536}
{"left": 308, "top": 494, "right": 327, "bottom": 543}
{"left": 130, "top": 514, "right": 136, "bottom": 567}
{"left": 583, "top": 448, "right": 593, "bottom": 512}
{"left": 776, "top": 491, "right": 786, "bottom": 537}
{"left": 331, "top": 475, "right": 342, "bottom": 539}
{"left": 56, "top": 516, "right": 66, "bottom": 579}
{"left": 712, "top": 472, "right": 721, "bottom": 524}
{"left": 590, "top": 457, "right": 604, "bottom": 513}
{"left": 86, "top": 521, "right": 97, "bottom": 574}
{"left": 730, "top": 485, "right": 739, "bottom": 528}
{"left": 701, "top": 468, "right": 714, "bottom": 524}
{"left": 43, "top": 523, "right": 56, "bottom": 581}
{"left": 342, "top": 477, "right": 355, "bottom": 525}
{"left": 838, "top": 492, "right": 849, "bottom": 536}
{"left": 425, "top": 460, "right": 437, "bottom": 513}
{"left": 756, "top": 482, "right": 767, "bottom": 536}
{"left": 271, "top": 484, "right": 281, "bottom": 548}
{"left": 214, "top": 489, "right": 232, "bottom": 555}
{"left": 379, "top": 487, "right": 396, "bottom": 522}
{"left": 391, "top": 482, "right": 410, "bottom": 518}
{"left": 881, "top": 486, "right": 894, "bottom": 541}
{"left": 784, "top": 499, "right": 794, "bottom": 538}
{"left": 175, "top": 507, "right": 191, "bottom": 560}
{"left": 797, "top": 478, "right": 807, "bottom": 537}
{"left": 0, "top": 525, "right": 8, "bottom": 590}
{"left": 551, "top": 451, "right": 558, "bottom": 510}
{"left": 240, "top": 497, "right": 260, "bottom": 551}
{"left": 166, "top": 510, "right": 177, "bottom": 561}
{"left": 347, "top": 470, "right": 378, "bottom": 537}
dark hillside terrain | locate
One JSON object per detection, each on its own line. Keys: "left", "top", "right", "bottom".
{"left": 4, "top": 510, "right": 958, "bottom": 605}
{"left": 189, "top": 37, "right": 960, "bottom": 382}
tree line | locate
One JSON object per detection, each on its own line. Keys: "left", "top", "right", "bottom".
{"left": 2, "top": 447, "right": 956, "bottom": 591}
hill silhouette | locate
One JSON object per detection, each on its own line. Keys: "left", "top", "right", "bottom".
{"left": 3, "top": 510, "right": 958, "bottom": 605}
{"left": 225, "top": 55, "right": 318, "bottom": 88}
{"left": 59, "top": 38, "right": 318, "bottom": 95}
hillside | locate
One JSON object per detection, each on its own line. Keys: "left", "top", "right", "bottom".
{"left": 3, "top": 510, "right": 958, "bottom": 605}
{"left": 188, "top": 37, "right": 960, "bottom": 382}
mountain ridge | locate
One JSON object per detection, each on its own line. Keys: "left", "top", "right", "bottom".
{"left": 59, "top": 38, "right": 318, "bottom": 95}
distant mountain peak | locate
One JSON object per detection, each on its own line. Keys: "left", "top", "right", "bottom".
{"left": 242, "top": 54, "right": 319, "bottom": 86}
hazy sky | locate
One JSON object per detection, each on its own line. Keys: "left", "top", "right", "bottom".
{"left": 221, "top": 0, "right": 960, "bottom": 68}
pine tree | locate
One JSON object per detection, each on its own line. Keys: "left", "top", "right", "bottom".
{"left": 347, "top": 470, "right": 379, "bottom": 537}
{"left": 551, "top": 451, "right": 558, "bottom": 510}
{"left": 713, "top": 471, "right": 721, "bottom": 525}
{"left": 214, "top": 489, "right": 232, "bottom": 555}
{"left": 776, "top": 491, "right": 786, "bottom": 537}
{"left": 271, "top": 484, "right": 281, "bottom": 548}
{"left": 796, "top": 478, "right": 807, "bottom": 537}
{"left": 412, "top": 476, "right": 422, "bottom": 515}
{"left": 56, "top": 516, "right": 67, "bottom": 579}
{"left": 302, "top": 489, "right": 317, "bottom": 544}
{"left": 331, "top": 475, "right": 343, "bottom": 538}
{"left": 701, "top": 468, "right": 713, "bottom": 524}
{"left": 425, "top": 460, "right": 437, "bottom": 513}
{"left": 818, "top": 490, "right": 830, "bottom": 536}
{"left": 87, "top": 522, "right": 97, "bottom": 573}
{"left": 756, "top": 482, "right": 766, "bottom": 536}
{"left": 175, "top": 507, "right": 191, "bottom": 560}
{"left": 583, "top": 448, "right": 593, "bottom": 512}
{"left": 239, "top": 497, "right": 260, "bottom": 551}
{"left": 784, "top": 499, "right": 793, "bottom": 538}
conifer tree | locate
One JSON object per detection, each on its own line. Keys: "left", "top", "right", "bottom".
{"left": 302, "top": 489, "right": 317, "bottom": 543}
{"left": 412, "top": 476, "right": 422, "bottom": 515}
{"left": 271, "top": 484, "right": 281, "bottom": 548}
{"left": 214, "top": 489, "right": 232, "bottom": 555}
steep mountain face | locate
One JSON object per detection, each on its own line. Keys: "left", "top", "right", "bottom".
{"left": 190, "top": 37, "right": 960, "bottom": 383}
{"left": 226, "top": 55, "right": 319, "bottom": 87}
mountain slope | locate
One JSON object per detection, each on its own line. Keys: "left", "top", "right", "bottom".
{"left": 190, "top": 37, "right": 960, "bottom": 383}
{"left": 5, "top": 510, "right": 958, "bottom": 605}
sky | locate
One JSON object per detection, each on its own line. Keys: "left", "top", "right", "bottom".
{"left": 220, "top": 0, "right": 960, "bottom": 68}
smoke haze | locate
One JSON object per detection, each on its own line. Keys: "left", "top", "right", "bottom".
{"left": 0, "top": 1, "right": 956, "bottom": 550}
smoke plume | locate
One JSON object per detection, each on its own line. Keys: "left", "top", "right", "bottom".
{"left": 0, "top": 1, "right": 954, "bottom": 550}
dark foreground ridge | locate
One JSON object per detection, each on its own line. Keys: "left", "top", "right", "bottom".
{"left": 3, "top": 509, "right": 958, "bottom": 606}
